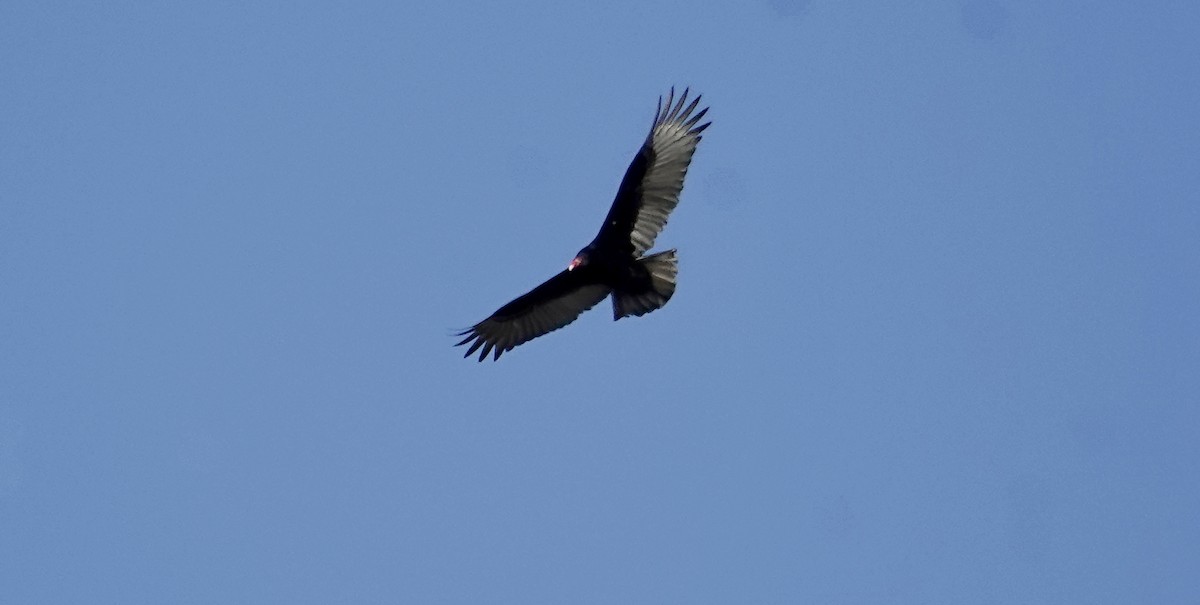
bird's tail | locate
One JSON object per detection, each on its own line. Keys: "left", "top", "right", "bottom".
{"left": 613, "top": 250, "right": 678, "bottom": 320}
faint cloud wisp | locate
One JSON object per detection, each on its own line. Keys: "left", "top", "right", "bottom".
{"left": 0, "top": 419, "right": 24, "bottom": 500}
{"left": 960, "top": 0, "right": 1010, "bottom": 40}
{"left": 766, "top": 0, "right": 812, "bottom": 19}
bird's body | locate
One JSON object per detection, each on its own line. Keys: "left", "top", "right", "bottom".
{"left": 456, "top": 88, "right": 710, "bottom": 361}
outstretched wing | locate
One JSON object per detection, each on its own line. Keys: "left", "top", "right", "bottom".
{"left": 598, "top": 88, "right": 711, "bottom": 255}
{"left": 455, "top": 268, "right": 611, "bottom": 362}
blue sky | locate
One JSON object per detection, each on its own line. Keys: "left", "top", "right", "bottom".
{"left": 2, "top": 1, "right": 1198, "bottom": 602}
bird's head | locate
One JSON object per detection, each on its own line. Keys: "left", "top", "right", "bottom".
{"left": 568, "top": 250, "right": 590, "bottom": 271}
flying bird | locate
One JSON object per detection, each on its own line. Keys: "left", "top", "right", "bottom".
{"left": 456, "top": 88, "right": 710, "bottom": 361}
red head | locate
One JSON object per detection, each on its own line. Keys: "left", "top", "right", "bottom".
{"left": 568, "top": 251, "right": 589, "bottom": 271}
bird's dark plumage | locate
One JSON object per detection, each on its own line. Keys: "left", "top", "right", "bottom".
{"left": 456, "top": 88, "right": 710, "bottom": 361}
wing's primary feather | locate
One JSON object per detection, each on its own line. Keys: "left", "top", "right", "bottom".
{"left": 455, "top": 269, "right": 611, "bottom": 361}
{"left": 599, "top": 87, "right": 711, "bottom": 255}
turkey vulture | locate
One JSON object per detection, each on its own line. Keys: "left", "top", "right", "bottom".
{"left": 456, "top": 88, "right": 710, "bottom": 361}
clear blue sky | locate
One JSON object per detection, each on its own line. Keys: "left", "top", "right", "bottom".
{"left": 3, "top": 2, "right": 1198, "bottom": 602}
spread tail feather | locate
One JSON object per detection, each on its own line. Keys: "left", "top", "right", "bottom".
{"left": 613, "top": 250, "right": 678, "bottom": 320}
